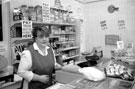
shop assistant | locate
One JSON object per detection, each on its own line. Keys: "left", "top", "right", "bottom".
{"left": 17, "top": 26, "right": 62, "bottom": 89}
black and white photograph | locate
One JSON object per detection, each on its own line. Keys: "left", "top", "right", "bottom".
{"left": 0, "top": 0, "right": 135, "bottom": 89}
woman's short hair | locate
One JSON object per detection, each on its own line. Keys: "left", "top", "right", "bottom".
{"left": 32, "top": 26, "right": 50, "bottom": 41}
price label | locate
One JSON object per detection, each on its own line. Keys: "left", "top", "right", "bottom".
{"left": 22, "top": 20, "right": 32, "bottom": 39}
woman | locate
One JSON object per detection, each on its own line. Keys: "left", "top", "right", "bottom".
{"left": 18, "top": 26, "right": 62, "bottom": 89}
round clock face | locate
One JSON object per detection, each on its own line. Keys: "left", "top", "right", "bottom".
{"left": 108, "top": 5, "right": 115, "bottom": 13}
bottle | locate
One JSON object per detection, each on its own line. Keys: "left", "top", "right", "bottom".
{"left": 28, "top": 6, "right": 36, "bottom": 21}
{"left": 35, "top": 5, "right": 42, "bottom": 22}
{"left": 13, "top": 8, "right": 21, "bottom": 21}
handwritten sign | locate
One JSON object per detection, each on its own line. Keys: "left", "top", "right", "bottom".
{"left": 42, "top": 3, "right": 50, "bottom": 22}
{"left": 100, "top": 20, "right": 107, "bottom": 30}
{"left": 22, "top": 20, "right": 32, "bottom": 39}
{"left": 117, "top": 41, "right": 124, "bottom": 49}
{"left": 118, "top": 20, "right": 126, "bottom": 30}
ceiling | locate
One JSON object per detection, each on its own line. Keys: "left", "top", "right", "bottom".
{"left": 75, "top": 0, "right": 107, "bottom": 4}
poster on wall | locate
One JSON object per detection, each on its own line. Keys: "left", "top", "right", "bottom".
{"left": 118, "top": 20, "right": 126, "bottom": 30}
{"left": 100, "top": 20, "right": 107, "bottom": 30}
{"left": 42, "top": 3, "right": 50, "bottom": 22}
{"left": 105, "top": 35, "right": 119, "bottom": 45}
{"left": 22, "top": 20, "right": 32, "bottom": 39}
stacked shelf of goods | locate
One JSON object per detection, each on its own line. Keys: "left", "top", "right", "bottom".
{"left": 50, "top": 25, "right": 80, "bottom": 63}
{"left": 12, "top": 4, "right": 75, "bottom": 25}
{"left": 10, "top": 21, "right": 79, "bottom": 64}
{"left": 11, "top": 3, "right": 79, "bottom": 65}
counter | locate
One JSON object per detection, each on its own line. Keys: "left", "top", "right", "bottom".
{"left": 55, "top": 77, "right": 135, "bottom": 89}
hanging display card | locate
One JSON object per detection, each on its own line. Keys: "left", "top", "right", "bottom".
{"left": 22, "top": 20, "right": 32, "bottom": 39}
{"left": 117, "top": 41, "right": 124, "bottom": 49}
{"left": 42, "top": 3, "right": 50, "bottom": 22}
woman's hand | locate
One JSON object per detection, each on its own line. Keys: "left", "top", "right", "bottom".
{"left": 33, "top": 74, "right": 50, "bottom": 84}
{"left": 55, "top": 63, "right": 62, "bottom": 70}
{"left": 39, "top": 75, "right": 50, "bottom": 84}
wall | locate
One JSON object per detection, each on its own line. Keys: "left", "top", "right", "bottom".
{"left": 84, "top": 0, "right": 135, "bottom": 58}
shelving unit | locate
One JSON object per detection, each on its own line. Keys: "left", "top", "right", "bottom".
{"left": 10, "top": 20, "right": 80, "bottom": 65}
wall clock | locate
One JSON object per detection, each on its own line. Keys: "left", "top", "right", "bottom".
{"left": 108, "top": 5, "right": 119, "bottom": 13}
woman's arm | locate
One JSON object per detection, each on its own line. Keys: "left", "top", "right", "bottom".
{"left": 17, "top": 50, "right": 33, "bottom": 82}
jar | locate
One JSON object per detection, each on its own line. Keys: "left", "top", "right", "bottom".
{"left": 20, "top": 5, "right": 29, "bottom": 20}
{"left": 58, "top": 9, "right": 63, "bottom": 23}
{"left": 13, "top": 8, "right": 21, "bottom": 21}
{"left": 35, "top": 5, "right": 42, "bottom": 22}
{"left": 50, "top": 7, "right": 55, "bottom": 23}
{"left": 69, "top": 11, "right": 75, "bottom": 23}
{"left": 28, "top": 6, "right": 36, "bottom": 21}
{"left": 54, "top": 8, "right": 59, "bottom": 23}
{"left": 63, "top": 10, "right": 68, "bottom": 23}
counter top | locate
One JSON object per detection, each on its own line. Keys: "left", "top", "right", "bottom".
{"left": 57, "top": 77, "right": 135, "bottom": 89}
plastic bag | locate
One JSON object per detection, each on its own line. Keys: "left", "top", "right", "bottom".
{"left": 78, "top": 67, "right": 105, "bottom": 81}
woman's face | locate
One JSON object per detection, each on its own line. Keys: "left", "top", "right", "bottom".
{"left": 35, "top": 31, "right": 49, "bottom": 47}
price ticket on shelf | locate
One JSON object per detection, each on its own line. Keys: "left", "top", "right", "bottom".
{"left": 22, "top": 20, "right": 32, "bottom": 39}
{"left": 42, "top": 3, "right": 50, "bottom": 22}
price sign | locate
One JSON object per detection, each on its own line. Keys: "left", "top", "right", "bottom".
{"left": 117, "top": 41, "right": 124, "bottom": 49}
{"left": 22, "top": 20, "right": 32, "bottom": 39}
{"left": 42, "top": 3, "right": 50, "bottom": 22}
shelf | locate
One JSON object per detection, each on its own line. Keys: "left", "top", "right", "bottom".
{"left": 49, "top": 36, "right": 60, "bottom": 39}
{"left": 60, "top": 46, "right": 79, "bottom": 51}
{"left": 63, "top": 54, "right": 80, "bottom": 60}
{"left": 55, "top": 53, "right": 61, "bottom": 56}
{"left": 11, "top": 20, "right": 75, "bottom": 27}
{"left": 53, "top": 32, "right": 76, "bottom": 35}
{"left": 56, "top": 41, "right": 75, "bottom": 44}
{"left": 11, "top": 38, "right": 32, "bottom": 45}
{"left": 11, "top": 36, "right": 59, "bottom": 44}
